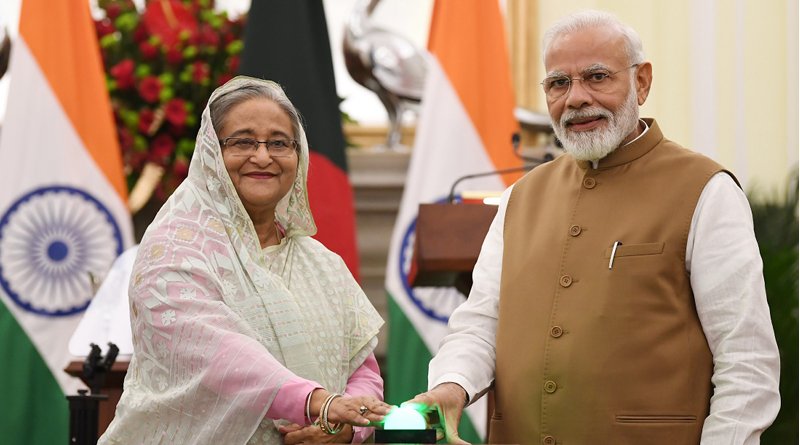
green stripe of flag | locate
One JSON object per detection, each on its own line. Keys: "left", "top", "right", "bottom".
{"left": 386, "top": 293, "right": 480, "bottom": 443}
{"left": 0, "top": 304, "right": 69, "bottom": 444}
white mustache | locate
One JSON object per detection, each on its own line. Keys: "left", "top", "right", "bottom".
{"left": 561, "top": 107, "right": 613, "bottom": 127}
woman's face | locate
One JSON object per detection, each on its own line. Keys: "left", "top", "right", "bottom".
{"left": 218, "top": 97, "right": 298, "bottom": 219}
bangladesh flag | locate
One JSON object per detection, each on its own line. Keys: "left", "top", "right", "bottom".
{"left": 239, "top": 0, "right": 360, "bottom": 279}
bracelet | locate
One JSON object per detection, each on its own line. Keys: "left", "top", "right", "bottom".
{"left": 305, "top": 390, "right": 315, "bottom": 425}
{"left": 319, "top": 393, "right": 344, "bottom": 435}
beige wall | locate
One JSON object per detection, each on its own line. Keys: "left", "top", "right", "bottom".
{"left": 525, "top": 0, "right": 798, "bottom": 196}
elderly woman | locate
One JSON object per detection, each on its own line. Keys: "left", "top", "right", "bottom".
{"left": 99, "top": 77, "right": 389, "bottom": 444}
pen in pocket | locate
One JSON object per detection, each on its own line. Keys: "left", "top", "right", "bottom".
{"left": 608, "top": 241, "right": 623, "bottom": 269}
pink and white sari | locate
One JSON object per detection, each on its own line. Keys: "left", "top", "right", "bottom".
{"left": 99, "top": 77, "right": 383, "bottom": 444}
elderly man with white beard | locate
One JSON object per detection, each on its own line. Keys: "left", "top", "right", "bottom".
{"left": 405, "top": 9, "right": 781, "bottom": 445}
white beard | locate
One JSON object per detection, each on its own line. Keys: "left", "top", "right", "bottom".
{"left": 553, "top": 83, "right": 640, "bottom": 162}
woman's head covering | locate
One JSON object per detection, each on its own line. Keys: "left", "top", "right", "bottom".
{"left": 195, "top": 76, "right": 317, "bottom": 238}
{"left": 99, "top": 77, "right": 383, "bottom": 445}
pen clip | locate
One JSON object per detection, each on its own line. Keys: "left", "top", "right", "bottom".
{"left": 608, "top": 241, "right": 623, "bottom": 270}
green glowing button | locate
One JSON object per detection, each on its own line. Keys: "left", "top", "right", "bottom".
{"left": 383, "top": 406, "right": 427, "bottom": 430}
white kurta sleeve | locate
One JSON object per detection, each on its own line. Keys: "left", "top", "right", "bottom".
{"left": 687, "top": 173, "right": 781, "bottom": 444}
{"left": 428, "top": 185, "right": 512, "bottom": 402}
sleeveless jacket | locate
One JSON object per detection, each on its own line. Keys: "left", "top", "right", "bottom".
{"left": 490, "top": 119, "right": 733, "bottom": 445}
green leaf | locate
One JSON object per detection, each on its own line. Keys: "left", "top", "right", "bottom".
{"left": 99, "top": 33, "right": 121, "bottom": 49}
{"left": 226, "top": 40, "right": 243, "bottom": 55}
{"left": 114, "top": 12, "right": 139, "bottom": 33}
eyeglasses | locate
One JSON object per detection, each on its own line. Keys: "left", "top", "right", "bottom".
{"left": 541, "top": 64, "right": 639, "bottom": 101}
{"left": 219, "top": 137, "right": 298, "bottom": 158}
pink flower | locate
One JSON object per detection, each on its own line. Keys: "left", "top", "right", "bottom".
{"left": 110, "top": 59, "right": 136, "bottom": 90}
{"left": 138, "top": 76, "right": 163, "bottom": 103}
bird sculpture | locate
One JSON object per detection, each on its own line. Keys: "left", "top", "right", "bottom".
{"left": 343, "top": 0, "right": 428, "bottom": 148}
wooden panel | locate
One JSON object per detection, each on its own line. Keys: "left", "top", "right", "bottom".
{"left": 411, "top": 203, "right": 497, "bottom": 291}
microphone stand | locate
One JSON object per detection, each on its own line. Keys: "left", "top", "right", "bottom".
{"left": 66, "top": 343, "right": 119, "bottom": 445}
{"left": 447, "top": 132, "right": 556, "bottom": 203}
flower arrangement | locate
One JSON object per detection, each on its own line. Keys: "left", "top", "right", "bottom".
{"left": 94, "top": 0, "right": 245, "bottom": 205}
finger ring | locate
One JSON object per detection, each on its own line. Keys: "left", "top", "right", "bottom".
{"left": 359, "top": 405, "right": 369, "bottom": 415}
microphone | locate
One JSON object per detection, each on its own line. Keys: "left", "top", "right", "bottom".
{"left": 446, "top": 132, "right": 553, "bottom": 203}
{"left": 447, "top": 165, "right": 529, "bottom": 203}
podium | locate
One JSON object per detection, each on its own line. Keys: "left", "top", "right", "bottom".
{"left": 65, "top": 359, "right": 129, "bottom": 437}
{"left": 410, "top": 203, "right": 497, "bottom": 295}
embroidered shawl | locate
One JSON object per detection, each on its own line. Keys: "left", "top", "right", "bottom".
{"left": 99, "top": 77, "right": 383, "bottom": 445}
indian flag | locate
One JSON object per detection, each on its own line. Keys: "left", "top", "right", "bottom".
{"left": 0, "top": 0, "right": 133, "bottom": 443}
{"left": 384, "top": 0, "right": 521, "bottom": 440}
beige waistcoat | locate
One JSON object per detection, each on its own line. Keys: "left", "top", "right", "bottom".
{"left": 489, "top": 119, "right": 733, "bottom": 445}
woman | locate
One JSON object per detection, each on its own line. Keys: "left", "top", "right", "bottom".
{"left": 99, "top": 77, "right": 389, "bottom": 444}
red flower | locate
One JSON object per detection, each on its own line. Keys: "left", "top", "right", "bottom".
{"left": 128, "top": 149, "right": 148, "bottom": 171}
{"left": 138, "top": 108, "right": 155, "bottom": 134}
{"left": 95, "top": 19, "right": 115, "bottom": 38}
{"left": 142, "top": 0, "right": 199, "bottom": 48}
{"left": 199, "top": 24, "right": 219, "bottom": 47}
{"left": 138, "top": 76, "right": 163, "bottom": 103}
{"left": 106, "top": 3, "right": 123, "bottom": 21}
{"left": 139, "top": 41, "right": 158, "bottom": 60}
{"left": 164, "top": 99, "right": 188, "bottom": 126}
{"left": 118, "top": 127, "right": 134, "bottom": 150}
{"left": 133, "top": 24, "right": 149, "bottom": 44}
{"left": 191, "top": 62, "right": 210, "bottom": 84}
{"left": 110, "top": 59, "right": 136, "bottom": 90}
{"left": 165, "top": 45, "right": 184, "bottom": 64}
{"left": 172, "top": 156, "right": 190, "bottom": 177}
{"left": 228, "top": 55, "right": 240, "bottom": 73}
{"left": 216, "top": 73, "right": 233, "bottom": 87}
{"left": 149, "top": 134, "right": 176, "bottom": 163}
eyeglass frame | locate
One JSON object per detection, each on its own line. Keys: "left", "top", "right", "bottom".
{"left": 540, "top": 63, "right": 640, "bottom": 101}
{"left": 218, "top": 136, "right": 299, "bottom": 157}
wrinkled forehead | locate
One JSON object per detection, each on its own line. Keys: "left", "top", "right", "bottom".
{"left": 544, "top": 26, "right": 629, "bottom": 75}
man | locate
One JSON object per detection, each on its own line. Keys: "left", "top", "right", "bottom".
{"left": 408, "top": 10, "right": 780, "bottom": 445}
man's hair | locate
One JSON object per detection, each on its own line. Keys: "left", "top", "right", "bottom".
{"left": 209, "top": 80, "right": 303, "bottom": 143}
{"left": 542, "top": 10, "right": 645, "bottom": 66}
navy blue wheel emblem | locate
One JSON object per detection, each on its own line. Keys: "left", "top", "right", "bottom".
{"left": 0, "top": 186, "right": 124, "bottom": 317}
{"left": 397, "top": 197, "right": 467, "bottom": 324}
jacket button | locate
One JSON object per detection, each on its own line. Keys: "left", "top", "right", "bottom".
{"left": 583, "top": 177, "right": 596, "bottom": 189}
{"left": 568, "top": 225, "right": 581, "bottom": 236}
{"left": 542, "top": 435, "right": 556, "bottom": 445}
{"left": 544, "top": 380, "right": 558, "bottom": 393}
{"left": 559, "top": 275, "right": 572, "bottom": 287}
{"left": 550, "top": 326, "right": 563, "bottom": 338}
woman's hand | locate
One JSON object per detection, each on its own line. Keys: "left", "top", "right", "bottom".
{"left": 279, "top": 423, "right": 354, "bottom": 444}
{"left": 310, "top": 390, "right": 391, "bottom": 427}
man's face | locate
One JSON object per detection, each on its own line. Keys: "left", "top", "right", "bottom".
{"left": 544, "top": 26, "right": 645, "bottom": 161}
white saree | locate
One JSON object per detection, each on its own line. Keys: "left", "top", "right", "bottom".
{"left": 99, "top": 77, "right": 383, "bottom": 445}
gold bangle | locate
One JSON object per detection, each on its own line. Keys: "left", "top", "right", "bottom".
{"left": 319, "top": 393, "right": 343, "bottom": 435}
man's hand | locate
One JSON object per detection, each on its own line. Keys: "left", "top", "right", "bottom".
{"left": 404, "top": 383, "right": 470, "bottom": 444}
